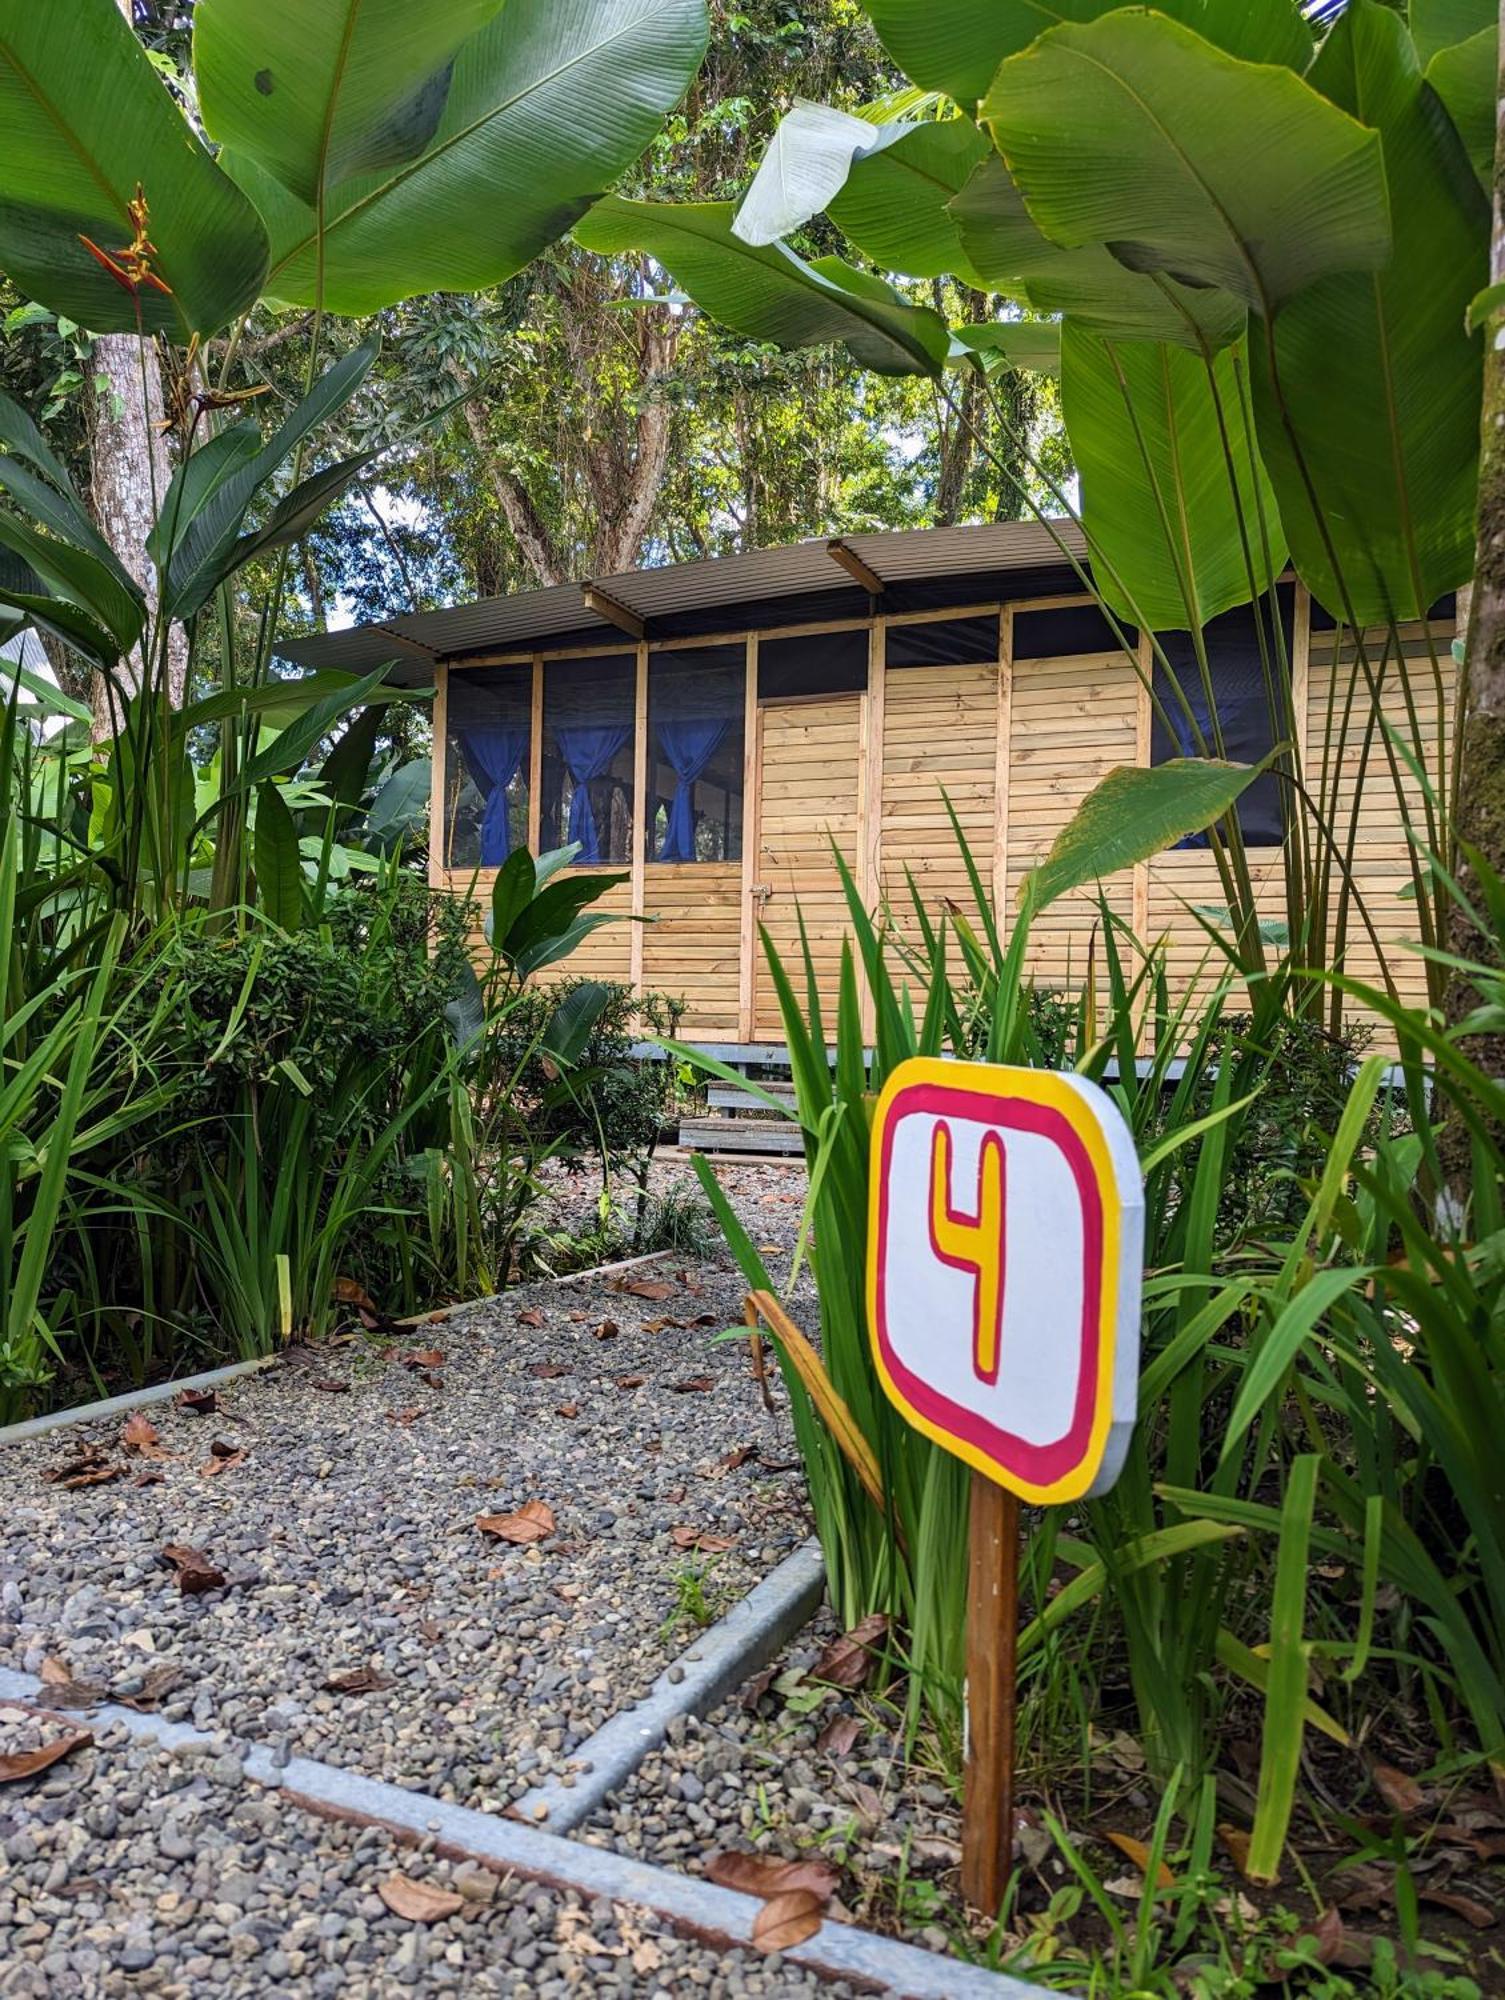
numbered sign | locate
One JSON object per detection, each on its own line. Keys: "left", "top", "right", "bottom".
{"left": 867, "top": 1058, "right": 1143, "bottom": 1505}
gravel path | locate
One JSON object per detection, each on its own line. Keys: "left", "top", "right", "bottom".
{"left": 579, "top": 1611, "right": 993, "bottom": 1963}
{"left": 0, "top": 1705, "right": 860, "bottom": 1996}
{"left": 0, "top": 1166, "right": 815, "bottom": 1817}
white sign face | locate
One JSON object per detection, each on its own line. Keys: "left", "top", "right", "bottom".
{"left": 866, "top": 1059, "right": 1143, "bottom": 1504}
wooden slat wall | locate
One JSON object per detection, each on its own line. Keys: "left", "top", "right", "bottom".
{"left": 1005, "top": 649, "right": 1140, "bottom": 986}
{"left": 754, "top": 696, "right": 864, "bottom": 1038}
{"left": 436, "top": 600, "right": 1460, "bottom": 1043}
{"left": 880, "top": 661, "right": 999, "bottom": 946}
{"left": 1308, "top": 616, "right": 1456, "bottom": 1011}
{"left": 641, "top": 860, "right": 741, "bottom": 1035}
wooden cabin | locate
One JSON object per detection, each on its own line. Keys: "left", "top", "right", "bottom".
{"left": 280, "top": 522, "right": 1457, "bottom": 1048}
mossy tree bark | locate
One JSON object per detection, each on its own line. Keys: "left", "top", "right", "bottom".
{"left": 1443, "top": 8, "right": 1505, "bottom": 1193}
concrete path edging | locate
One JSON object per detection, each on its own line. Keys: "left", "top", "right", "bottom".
{"left": 510, "top": 1539, "right": 827, "bottom": 1832}
{"left": 0, "top": 1663, "right": 1046, "bottom": 2000}
{"left": 0, "top": 1357, "right": 277, "bottom": 1447}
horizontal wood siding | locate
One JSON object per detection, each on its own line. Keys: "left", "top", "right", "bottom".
{"left": 1307, "top": 616, "right": 1456, "bottom": 1012}
{"left": 880, "top": 661, "right": 998, "bottom": 949}
{"left": 641, "top": 861, "right": 741, "bottom": 1034}
{"left": 755, "top": 696, "right": 864, "bottom": 1038}
{"left": 1006, "top": 650, "right": 1140, "bottom": 989}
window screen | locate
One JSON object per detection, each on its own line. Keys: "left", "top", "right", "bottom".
{"left": 757, "top": 628, "right": 868, "bottom": 699}
{"left": 886, "top": 616, "right": 999, "bottom": 669}
{"left": 648, "top": 647, "right": 744, "bottom": 863}
{"left": 1151, "top": 595, "right": 1295, "bottom": 847}
{"left": 541, "top": 654, "right": 636, "bottom": 864}
{"left": 443, "top": 664, "right": 531, "bottom": 869}
{"left": 1012, "top": 603, "right": 1127, "bottom": 659}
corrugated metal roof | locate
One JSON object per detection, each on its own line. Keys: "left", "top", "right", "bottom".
{"left": 277, "top": 517, "right": 1089, "bottom": 683}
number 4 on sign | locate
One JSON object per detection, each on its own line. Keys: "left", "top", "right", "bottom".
{"left": 867, "top": 1059, "right": 1143, "bottom": 1916}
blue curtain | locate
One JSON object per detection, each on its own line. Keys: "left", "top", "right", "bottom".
{"left": 456, "top": 723, "right": 528, "bottom": 865}
{"left": 556, "top": 722, "right": 630, "bottom": 863}
{"left": 657, "top": 714, "right": 730, "bottom": 862}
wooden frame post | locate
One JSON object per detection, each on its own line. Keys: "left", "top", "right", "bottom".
{"left": 993, "top": 609, "right": 1013, "bottom": 924}
{"left": 860, "top": 615, "right": 886, "bottom": 1044}
{"left": 961, "top": 1472, "right": 1020, "bottom": 1918}
{"left": 1133, "top": 631, "right": 1153, "bottom": 946}
{"left": 429, "top": 661, "right": 448, "bottom": 890}
{"left": 630, "top": 640, "right": 649, "bottom": 997}
{"left": 738, "top": 633, "right": 759, "bottom": 1043}
{"left": 528, "top": 654, "right": 544, "bottom": 855}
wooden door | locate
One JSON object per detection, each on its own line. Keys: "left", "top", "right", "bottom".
{"left": 752, "top": 695, "right": 864, "bottom": 1041}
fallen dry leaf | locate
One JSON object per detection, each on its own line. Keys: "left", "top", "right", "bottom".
{"left": 670, "top": 1376, "right": 716, "bottom": 1394}
{"left": 756, "top": 1242, "right": 783, "bottom": 1255}
{"left": 395, "top": 1348, "right": 444, "bottom": 1372}
{"left": 594, "top": 1319, "right": 620, "bottom": 1341}
{"left": 751, "top": 1889, "right": 824, "bottom": 1952}
{"left": 159, "top": 1544, "right": 226, "bottom": 1596}
{"left": 715, "top": 1444, "right": 759, "bottom": 1475}
{"left": 333, "top": 1277, "right": 382, "bottom": 1314}
{"left": 122, "top": 1411, "right": 161, "bottom": 1451}
{"left": 516, "top": 1308, "right": 547, "bottom": 1329}
{"left": 323, "top": 1666, "right": 391, "bottom": 1695}
{"left": 200, "top": 1440, "right": 246, "bottom": 1478}
{"left": 528, "top": 1363, "right": 570, "bottom": 1380}
{"left": 1372, "top": 1762, "right": 1427, "bottom": 1817}
{"left": 642, "top": 1316, "right": 683, "bottom": 1333}
{"left": 615, "top": 1375, "right": 647, "bottom": 1391}
{"left": 555, "top": 1403, "right": 580, "bottom": 1419}
{"left": 1420, "top": 1886, "right": 1496, "bottom": 1929}
{"left": 816, "top": 1714, "right": 862, "bottom": 1758}
{"left": 741, "top": 1664, "right": 778, "bottom": 1711}
{"left": 0, "top": 1731, "right": 92, "bottom": 1785}
{"left": 377, "top": 1874, "right": 464, "bottom": 1923}
{"left": 31, "top": 1677, "right": 103, "bottom": 1710}
{"left": 618, "top": 1278, "right": 674, "bottom": 1301}
{"left": 40, "top": 1657, "right": 71, "bottom": 1686}
{"left": 115, "top": 1664, "right": 187, "bottom": 1713}
{"left": 45, "top": 1447, "right": 123, "bottom": 1490}
{"left": 1217, "top": 1822, "right": 1253, "bottom": 1877}
{"left": 176, "top": 1387, "right": 218, "bottom": 1415}
{"left": 1104, "top": 1831, "right": 1175, "bottom": 1890}
{"left": 670, "top": 1526, "right": 736, "bottom": 1553}
{"left": 811, "top": 1613, "right": 890, "bottom": 1690}
{"left": 134, "top": 1468, "right": 165, "bottom": 1488}
{"left": 387, "top": 1406, "right": 425, "bottom": 1426}
{"left": 706, "top": 1852, "right": 840, "bottom": 1902}
{"left": 313, "top": 1378, "right": 350, "bottom": 1394}
{"left": 476, "top": 1499, "right": 555, "bottom": 1545}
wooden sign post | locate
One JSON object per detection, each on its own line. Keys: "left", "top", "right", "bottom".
{"left": 866, "top": 1059, "right": 1143, "bottom": 1916}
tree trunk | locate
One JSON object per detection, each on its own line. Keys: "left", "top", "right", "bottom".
{"left": 87, "top": 0, "right": 187, "bottom": 736}
{"left": 1441, "top": 6, "right": 1505, "bottom": 1189}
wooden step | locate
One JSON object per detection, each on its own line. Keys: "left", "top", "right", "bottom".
{"left": 705, "top": 1080, "right": 801, "bottom": 1115}
{"left": 678, "top": 1116, "right": 805, "bottom": 1156}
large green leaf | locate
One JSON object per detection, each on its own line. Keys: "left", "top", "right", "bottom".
{"left": 980, "top": 12, "right": 1391, "bottom": 318}
{"left": 165, "top": 340, "right": 379, "bottom": 619}
{"left": 0, "top": 0, "right": 268, "bottom": 335}
{"left": 951, "top": 321, "right": 1061, "bottom": 376}
{"left": 221, "top": 0, "right": 708, "bottom": 314}
{"left": 195, "top": 0, "right": 506, "bottom": 207}
{"left": 1249, "top": 0, "right": 1488, "bottom": 624}
{"left": 950, "top": 155, "right": 1246, "bottom": 352}
{"left": 829, "top": 119, "right": 992, "bottom": 282}
{"left": 1019, "top": 758, "right": 1262, "bottom": 918}
{"left": 1063, "top": 324, "right": 1286, "bottom": 631}
{"left": 0, "top": 510, "right": 145, "bottom": 655}
{"left": 254, "top": 782, "right": 304, "bottom": 930}
{"left": 1427, "top": 26, "right": 1497, "bottom": 188}
{"left": 575, "top": 197, "right": 950, "bottom": 375}
{"left": 732, "top": 106, "right": 990, "bottom": 282}
{"left": 859, "top": 0, "right": 1312, "bottom": 111}
{"left": 1410, "top": 0, "right": 1493, "bottom": 65}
